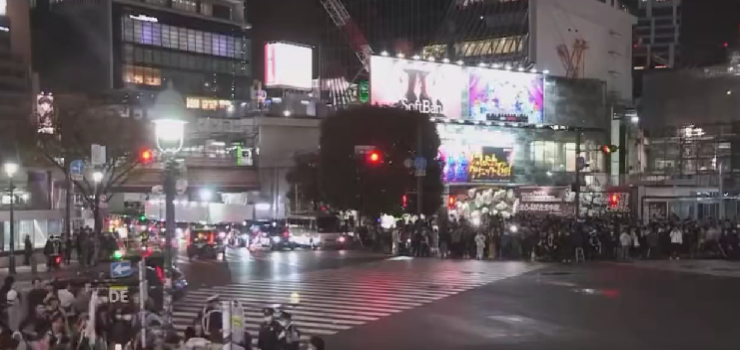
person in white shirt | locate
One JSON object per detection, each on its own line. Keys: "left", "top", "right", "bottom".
{"left": 619, "top": 230, "right": 632, "bottom": 260}
{"left": 670, "top": 225, "right": 684, "bottom": 260}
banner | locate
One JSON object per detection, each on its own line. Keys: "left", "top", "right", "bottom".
{"left": 370, "top": 56, "right": 465, "bottom": 118}
{"left": 36, "top": 93, "right": 55, "bottom": 134}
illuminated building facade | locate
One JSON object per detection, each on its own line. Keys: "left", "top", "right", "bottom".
{"left": 31, "top": 0, "right": 252, "bottom": 118}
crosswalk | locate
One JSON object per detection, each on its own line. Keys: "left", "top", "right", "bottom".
{"left": 172, "top": 259, "right": 543, "bottom": 342}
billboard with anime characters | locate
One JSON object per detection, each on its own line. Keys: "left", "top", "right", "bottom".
{"left": 468, "top": 68, "right": 544, "bottom": 123}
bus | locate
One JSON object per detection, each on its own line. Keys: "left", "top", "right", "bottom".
{"left": 286, "top": 214, "right": 348, "bottom": 250}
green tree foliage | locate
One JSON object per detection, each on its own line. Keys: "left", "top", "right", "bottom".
{"left": 319, "top": 106, "right": 443, "bottom": 217}
{"left": 285, "top": 152, "right": 322, "bottom": 212}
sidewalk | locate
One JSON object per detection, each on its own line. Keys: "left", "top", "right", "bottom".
{"left": 0, "top": 252, "right": 83, "bottom": 287}
{"left": 612, "top": 259, "right": 740, "bottom": 278}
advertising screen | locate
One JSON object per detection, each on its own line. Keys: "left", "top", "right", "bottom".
{"left": 264, "top": 43, "right": 313, "bottom": 90}
{"left": 438, "top": 124, "right": 515, "bottom": 183}
{"left": 36, "top": 93, "right": 54, "bottom": 134}
{"left": 468, "top": 68, "right": 544, "bottom": 123}
{"left": 370, "top": 56, "right": 465, "bottom": 118}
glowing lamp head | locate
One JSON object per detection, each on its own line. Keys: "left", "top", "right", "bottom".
{"left": 92, "top": 171, "right": 104, "bottom": 183}
{"left": 3, "top": 162, "right": 18, "bottom": 177}
{"left": 367, "top": 151, "right": 382, "bottom": 164}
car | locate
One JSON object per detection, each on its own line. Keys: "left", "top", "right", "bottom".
{"left": 186, "top": 228, "right": 226, "bottom": 259}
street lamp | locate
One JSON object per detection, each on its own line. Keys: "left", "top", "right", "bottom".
{"left": 92, "top": 171, "right": 103, "bottom": 183}
{"left": 4, "top": 162, "right": 18, "bottom": 274}
{"left": 199, "top": 188, "right": 212, "bottom": 202}
{"left": 150, "top": 82, "right": 190, "bottom": 325}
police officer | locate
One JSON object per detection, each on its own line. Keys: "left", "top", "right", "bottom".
{"left": 195, "top": 295, "right": 223, "bottom": 343}
{"left": 257, "top": 308, "right": 282, "bottom": 350}
{"left": 277, "top": 311, "right": 300, "bottom": 350}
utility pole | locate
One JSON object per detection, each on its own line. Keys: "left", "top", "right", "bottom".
{"left": 575, "top": 130, "right": 582, "bottom": 218}
{"left": 416, "top": 122, "right": 423, "bottom": 216}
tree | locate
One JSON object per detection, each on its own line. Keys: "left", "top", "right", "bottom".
{"left": 24, "top": 95, "right": 149, "bottom": 236}
{"left": 319, "top": 106, "right": 443, "bottom": 218}
{"left": 285, "top": 152, "right": 322, "bottom": 213}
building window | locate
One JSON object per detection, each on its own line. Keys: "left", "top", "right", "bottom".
{"left": 122, "top": 65, "right": 161, "bottom": 86}
{"left": 145, "top": 0, "right": 167, "bottom": 6}
{"left": 172, "top": 0, "right": 197, "bottom": 13}
{"left": 122, "top": 15, "right": 250, "bottom": 60}
{"left": 200, "top": 1, "right": 212, "bottom": 16}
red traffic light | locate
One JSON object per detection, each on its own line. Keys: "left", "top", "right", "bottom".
{"left": 601, "top": 145, "right": 618, "bottom": 154}
{"left": 402, "top": 195, "right": 408, "bottom": 208}
{"left": 140, "top": 149, "right": 153, "bottom": 164}
{"left": 367, "top": 151, "right": 382, "bottom": 164}
{"left": 609, "top": 193, "right": 619, "bottom": 207}
{"left": 447, "top": 196, "right": 457, "bottom": 208}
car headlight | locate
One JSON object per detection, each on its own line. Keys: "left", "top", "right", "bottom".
{"left": 271, "top": 236, "right": 281, "bottom": 243}
{"left": 338, "top": 236, "right": 346, "bottom": 243}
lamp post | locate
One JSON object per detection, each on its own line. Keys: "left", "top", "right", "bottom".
{"left": 92, "top": 171, "right": 103, "bottom": 240}
{"left": 4, "top": 162, "right": 18, "bottom": 275}
{"left": 151, "top": 82, "right": 190, "bottom": 324}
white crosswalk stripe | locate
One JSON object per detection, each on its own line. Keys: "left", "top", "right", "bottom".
{"left": 173, "top": 259, "right": 542, "bottom": 342}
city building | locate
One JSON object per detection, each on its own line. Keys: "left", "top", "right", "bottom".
{"left": 320, "top": 0, "right": 635, "bottom": 104}
{"left": 29, "top": 0, "right": 261, "bottom": 222}
{"left": 0, "top": 0, "right": 63, "bottom": 253}
{"left": 637, "top": 63, "right": 740, "bottom": 221}
{"left": 633, "top": 0, "right": 681, "bottom": 71}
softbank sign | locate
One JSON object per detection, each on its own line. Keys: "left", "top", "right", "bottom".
{"left": 370, "top": 56, "right": 464, "bottom": 118}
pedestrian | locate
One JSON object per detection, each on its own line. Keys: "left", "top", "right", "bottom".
{"left": 23, "top": 235, "right": 32, "bottom": 266}
{"left": 619, "top": 229, "right": 631, "bottom": 260}
{"left": 257, "top": 308, "right": 282, "bottom": 350}
{"left": 308, "top": 336, "right": 325, "bottom": 350}
{"left": 670, "top": 225, "right": 684, "bottom": 260}
{"left": 277, "top": 312, "right": 300, "bottom": 350}
{"left": 195, "top": 295, "right": 222, "bottom": 343}
{"left": 64, "top": 234, "right": 73, "bottom": 265}
{"left": 474, "top": 231, "right": 486, "bottom": 260}
{"left": 27, "top": 279, "right": 47, "bottom": 317}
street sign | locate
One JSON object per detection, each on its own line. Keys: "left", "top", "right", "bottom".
{"left": 91, "top": 144, "right": 106, "bottom": 165}
{"left": 110, "top": 261, "right": 132, "bottom": 278}
{"left": 70, "top": 160, "right": 84, "bottom": 181}
{"left": 108, "top": 286, "right": 129, "bottom": 303}
{"left": 415, "top": 169, "right": 426, "bottom": 177}
{"left": 354, "top": 145, "right": 375, "bottom": 155}
{"left": 413, "top": 156, "right": 427, "bottom": 170}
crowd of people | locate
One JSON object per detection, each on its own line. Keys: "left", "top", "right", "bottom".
{"left": 367, "top": 214, "right": 740, "bottom": 262}
{"left": 0, "top": 275, "right": 326, "bottom": 350}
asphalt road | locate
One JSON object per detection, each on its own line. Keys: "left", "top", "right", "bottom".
{"left": 328, "top": 262, "right": 740, "bottom": 350}
{"left": 20, "top": 247, "right": 740, "bottom": 350}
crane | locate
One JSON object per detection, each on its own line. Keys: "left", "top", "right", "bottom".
{"left": 557, "top": 39, "right": 588, "bottom": 79}
{"left": 319, "top": 0, "right": 374, "bottom": 73}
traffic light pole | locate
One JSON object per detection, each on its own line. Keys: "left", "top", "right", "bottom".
{"left": 575, "top": 130, "right": 582, "bottom": 218}
{"left": 416, "top": 122, "right": 423, "bottom": 216}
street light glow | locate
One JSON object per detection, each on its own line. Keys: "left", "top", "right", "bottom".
{"left": 92, "top": 171, "right": 104, "bottom": 183}
{"left": 4, "top": 162, "right": 17, "bottom": 177}
{"left": 200, "top": 188, "right": 213, "bottom": 202}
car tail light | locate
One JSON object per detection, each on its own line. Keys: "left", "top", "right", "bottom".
{"left": 208, "top": 233, "right": 214, "bottom": 244}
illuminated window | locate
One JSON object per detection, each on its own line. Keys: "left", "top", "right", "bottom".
{"left": 201, "top": 99, "right": 218, "bottom": 110}
{"left": 145, "top": 0, "right": 166, "bottom": 5}
{"left": 200, "top": 2, "right": 212, "bottom": 16}
{"left": 454, "top": 35, "right": 525, "bottom": 58}
{"left": 172, "top": 0, "right": 196, "bottom": 12}
{"left": 186, "top": 97, "right": 201, "bottom": 109}
{"left": 122, "top": 65, "right": 161, "bottom": 86}
{"left": 422, "top": 44, "right": 446, "bottom": 58}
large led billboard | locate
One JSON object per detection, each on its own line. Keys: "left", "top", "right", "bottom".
{"left": 468, "top": 68, "right": 544, "bottom": 123}
{"left": 370, "top": 56, "right": 465, "bottom": 118}
{"left": 438, "top": 124, "right": 515, "bottom": 183}
{"left": 370, "top": 55, "right": 544, "bottom": 122}
{"left": 264, "top": 42, "right": 313, "bottom": 90}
